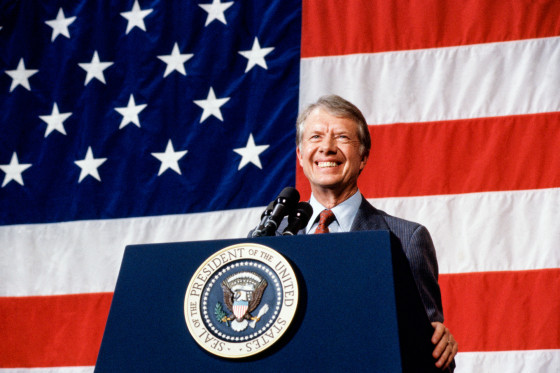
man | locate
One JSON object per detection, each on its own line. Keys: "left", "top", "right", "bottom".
{"left": 293, "top": 94, "right": 457, "bottom": 370}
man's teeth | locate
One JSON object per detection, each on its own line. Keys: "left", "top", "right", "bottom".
{"left": 317, "top": 162, "right": 337, "bottom": 168}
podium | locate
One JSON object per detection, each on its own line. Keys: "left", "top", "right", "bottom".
{"left": 95, "top": 231, "right": 439, "bottom": 372}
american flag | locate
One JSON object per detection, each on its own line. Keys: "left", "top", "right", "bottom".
{"left": 1, "top": 0, "right": 560, "bottom": 372}
{"left": 1, "top": 0, "right": 297, "bottom": 369}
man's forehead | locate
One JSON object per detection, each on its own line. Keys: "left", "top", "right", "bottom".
{"left": 304, "top": 109, "right": 359, "bottom": 132}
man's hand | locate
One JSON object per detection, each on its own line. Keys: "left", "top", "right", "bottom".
{"left": 431, "top": 321, "right": 457, "bottom": 370}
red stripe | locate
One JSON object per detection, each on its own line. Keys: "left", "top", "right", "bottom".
{"left": 0, "top": 270, "right": 558, "bottom": 366}
{"left": 296, "top": 112, "right": 560, "bottom": 199}
{"left": 440, "top": 268, "right": 560, "bottom": 351}
{"left": 0, "top": 293, "right": 112, "bottom": 368}
{"left": 302, "top": 0, "right": 560, "bottom": 57}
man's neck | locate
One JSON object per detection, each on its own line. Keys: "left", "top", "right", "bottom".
{"left": 311, "top": 185, "right": 359, "bottom": 209}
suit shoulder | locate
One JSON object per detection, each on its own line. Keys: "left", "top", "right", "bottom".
{"left": 372, "top": 207, "right": 430, "bottom": 244}
{"left": 376, "top": 208, "right": 422, "bottom": 230}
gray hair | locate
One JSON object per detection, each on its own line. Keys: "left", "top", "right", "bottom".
{"left": 296, "top": 95, "right": 371, "bottom": 157}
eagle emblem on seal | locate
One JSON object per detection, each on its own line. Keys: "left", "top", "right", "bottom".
{"left": 218, "top": 271, "right": 268, "bottom": 332}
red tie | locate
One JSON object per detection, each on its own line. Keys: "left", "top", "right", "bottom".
{"left": 314, "top": 209, "right": 335, "bottom": 234}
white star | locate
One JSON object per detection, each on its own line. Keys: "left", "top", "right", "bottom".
{"left": 74, "top": 147, "right": 107, "bottom": 182}
{"left": 78, "top": 51, "right": 114, "bottom": 85}
{"left": 238, "top": 37, "right": 274, "bottom": 73}
{"left": 151, "top": 140, "right": 188, "bottom": 176}
{"left": 198, "top": 0, "right": 234, "bottom": 26}
{"left": 5, "top": 58, "right": 38, "bottom": 92}
{"left": 157, "top": 43, "right": 194, "bottom": 78}
{"left": 115, "top": 94, "right": 147, "bottom": 129}
{"left": 233, "top": 133, "right": 269, "bottom": 170}
{"left": 120, "top": 0, "right": 153, "bottom": 34}
{"left": 39, "top": 103, "right": 72, "bottom": 137}
{"left": 45, "top": 8, "right": 76, "bottom": 42}
{"left": 0, "top": 152, "right": 32, "bottom": 187}
{"left": 193, "top": 87, "right": 230, "bottom": 123}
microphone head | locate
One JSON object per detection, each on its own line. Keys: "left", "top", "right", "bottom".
{"left": 289, "top": 202, "right": 313, "bottom": 225}
{"left": 261, "top": 201, "right": 275, "bottom": 218}
{"left": 260, "top": 187, "right": 302, "bottom": 236}
{"left": 283, "top": 202, "right": 313, "bottom": 235}
{"left": 276, "top": 187, "right": 300, "bottom": 210}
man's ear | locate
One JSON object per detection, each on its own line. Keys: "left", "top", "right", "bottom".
{"left": 296, "top": 146, "right": 303, "bottom": 166}
{"left": 359, "top": 154, "right": 368, "bottom": 172}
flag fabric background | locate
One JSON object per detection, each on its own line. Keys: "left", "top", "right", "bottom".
{"left": 1, "top": 0, "right": 559, "bottom": 372}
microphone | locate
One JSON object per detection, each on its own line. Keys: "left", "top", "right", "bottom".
{"left": 253, "top": 201, "right": 274, "bottom": 236}
{"left": 252, "top": 187, "right": 300, "bottom": 237}
{"left": 282, "top": 202, "right": 313, "bottom": 235}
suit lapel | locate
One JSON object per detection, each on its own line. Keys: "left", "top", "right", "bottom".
{"left": 350, "top": 196, "right": 390, "bottom": 232}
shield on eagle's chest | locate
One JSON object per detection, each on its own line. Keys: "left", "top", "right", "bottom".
{"left": 233, "top": 300, "right": 249, "bottom": 320}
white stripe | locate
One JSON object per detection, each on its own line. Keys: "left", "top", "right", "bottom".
{"left": 0, "top": 350, "right": 558, "bottom": 373}
{"left": 0, "top": 207, "right": 262, "bottom": 296}
{"left": 0, "top": 368, "right": 93, "bottom": 373}
{"left": 455, "top": 349, "right": 560, "bottom": 373}
{"left": 2, "top": 188, "right": 559, "bottom": 296}
{"left": 300, "top": 37, "right": 560, "bottom": 124}
{"left": 369, "top": 188, "right": 560, "bottom": 274}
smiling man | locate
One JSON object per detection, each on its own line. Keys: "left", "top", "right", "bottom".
{"left": 295, "top": 95, "right": 458, "bottom": 371}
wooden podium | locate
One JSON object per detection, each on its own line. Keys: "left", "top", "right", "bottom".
{"left": 95, "top": 231, "right": 439, "bottom": 372}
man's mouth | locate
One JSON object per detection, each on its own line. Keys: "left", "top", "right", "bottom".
{"left": 316, "top": 161, "right": 338, "bottom": 168}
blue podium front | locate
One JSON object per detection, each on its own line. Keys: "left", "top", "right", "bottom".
{"left": 95, "top": 231, "right": 437, "bottom": 372}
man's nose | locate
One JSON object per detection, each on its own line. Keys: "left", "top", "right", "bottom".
{"left": 319, "top": 136, "right": 337, "bottom": 152}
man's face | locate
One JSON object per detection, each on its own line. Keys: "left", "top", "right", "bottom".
{"left": 297, "top": 108, "right": 368, "bottom": 195}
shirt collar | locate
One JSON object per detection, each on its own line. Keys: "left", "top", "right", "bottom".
{"left": 305, "top": 190, "right": 363, "bottom": 233}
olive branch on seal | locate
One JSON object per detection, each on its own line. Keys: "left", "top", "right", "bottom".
{"left": 215, "top": 302, "right": 229, "bottom": 326}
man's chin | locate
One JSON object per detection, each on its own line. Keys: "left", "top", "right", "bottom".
{"left": 310, "top": 179, "right": 344, "bottom": 191}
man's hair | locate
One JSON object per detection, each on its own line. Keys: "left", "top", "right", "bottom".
{"left": 296, "top": 95, "right": 371, "bottom": 157}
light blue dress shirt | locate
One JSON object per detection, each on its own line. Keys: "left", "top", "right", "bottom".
{"left": 305, "top": 190, "right": 363, "bottom": 234}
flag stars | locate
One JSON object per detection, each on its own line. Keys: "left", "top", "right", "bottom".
{"left": 74, "top": 147, "right": 107, "bottom": 182}
{"left": 78, "top": 51, "right": 114, "bottom": 85}
{"left": 193, "top": 87, "right": 231, "bottom": 123}
{"left": 45, "top": 8, "right": 76, "bottom": 42}
{"left": 157, "top": 43, "right": 194, "bottom": 78}
{"left": 199, "top": 0, "right": 234, "bottom": 26}
{"left": 115, "top": 94, "right": 147, "bottom": 129}
{"left": 39, "top": 103, "right": 72, "bottom": 137}
{"left": 151, "top": 140, "right": 188, "bottom": 176}
{"left": 238, "top": 37, "right": 274, "bottom": 73}
{"left": 0, "top": 153, "right": 32, "bottom": 187}
{"left": 120, "top": 0, "right": 153, "bottom": 34}
{"left": 233, "top": 133, "right": 269, "bottom": 170}
{"left": 5, "top": 58, "right": 39, "bottom": 92}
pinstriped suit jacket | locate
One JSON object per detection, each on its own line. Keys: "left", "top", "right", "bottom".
{"left": 350, "top": 196, "right": 444, "bottom": 323}
{"left": 275, "top": 196, "right": 444, "bottom": 323}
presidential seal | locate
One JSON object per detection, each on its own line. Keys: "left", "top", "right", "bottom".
{"left": 184, "top": 243, "right": 298, "bottom": 358}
